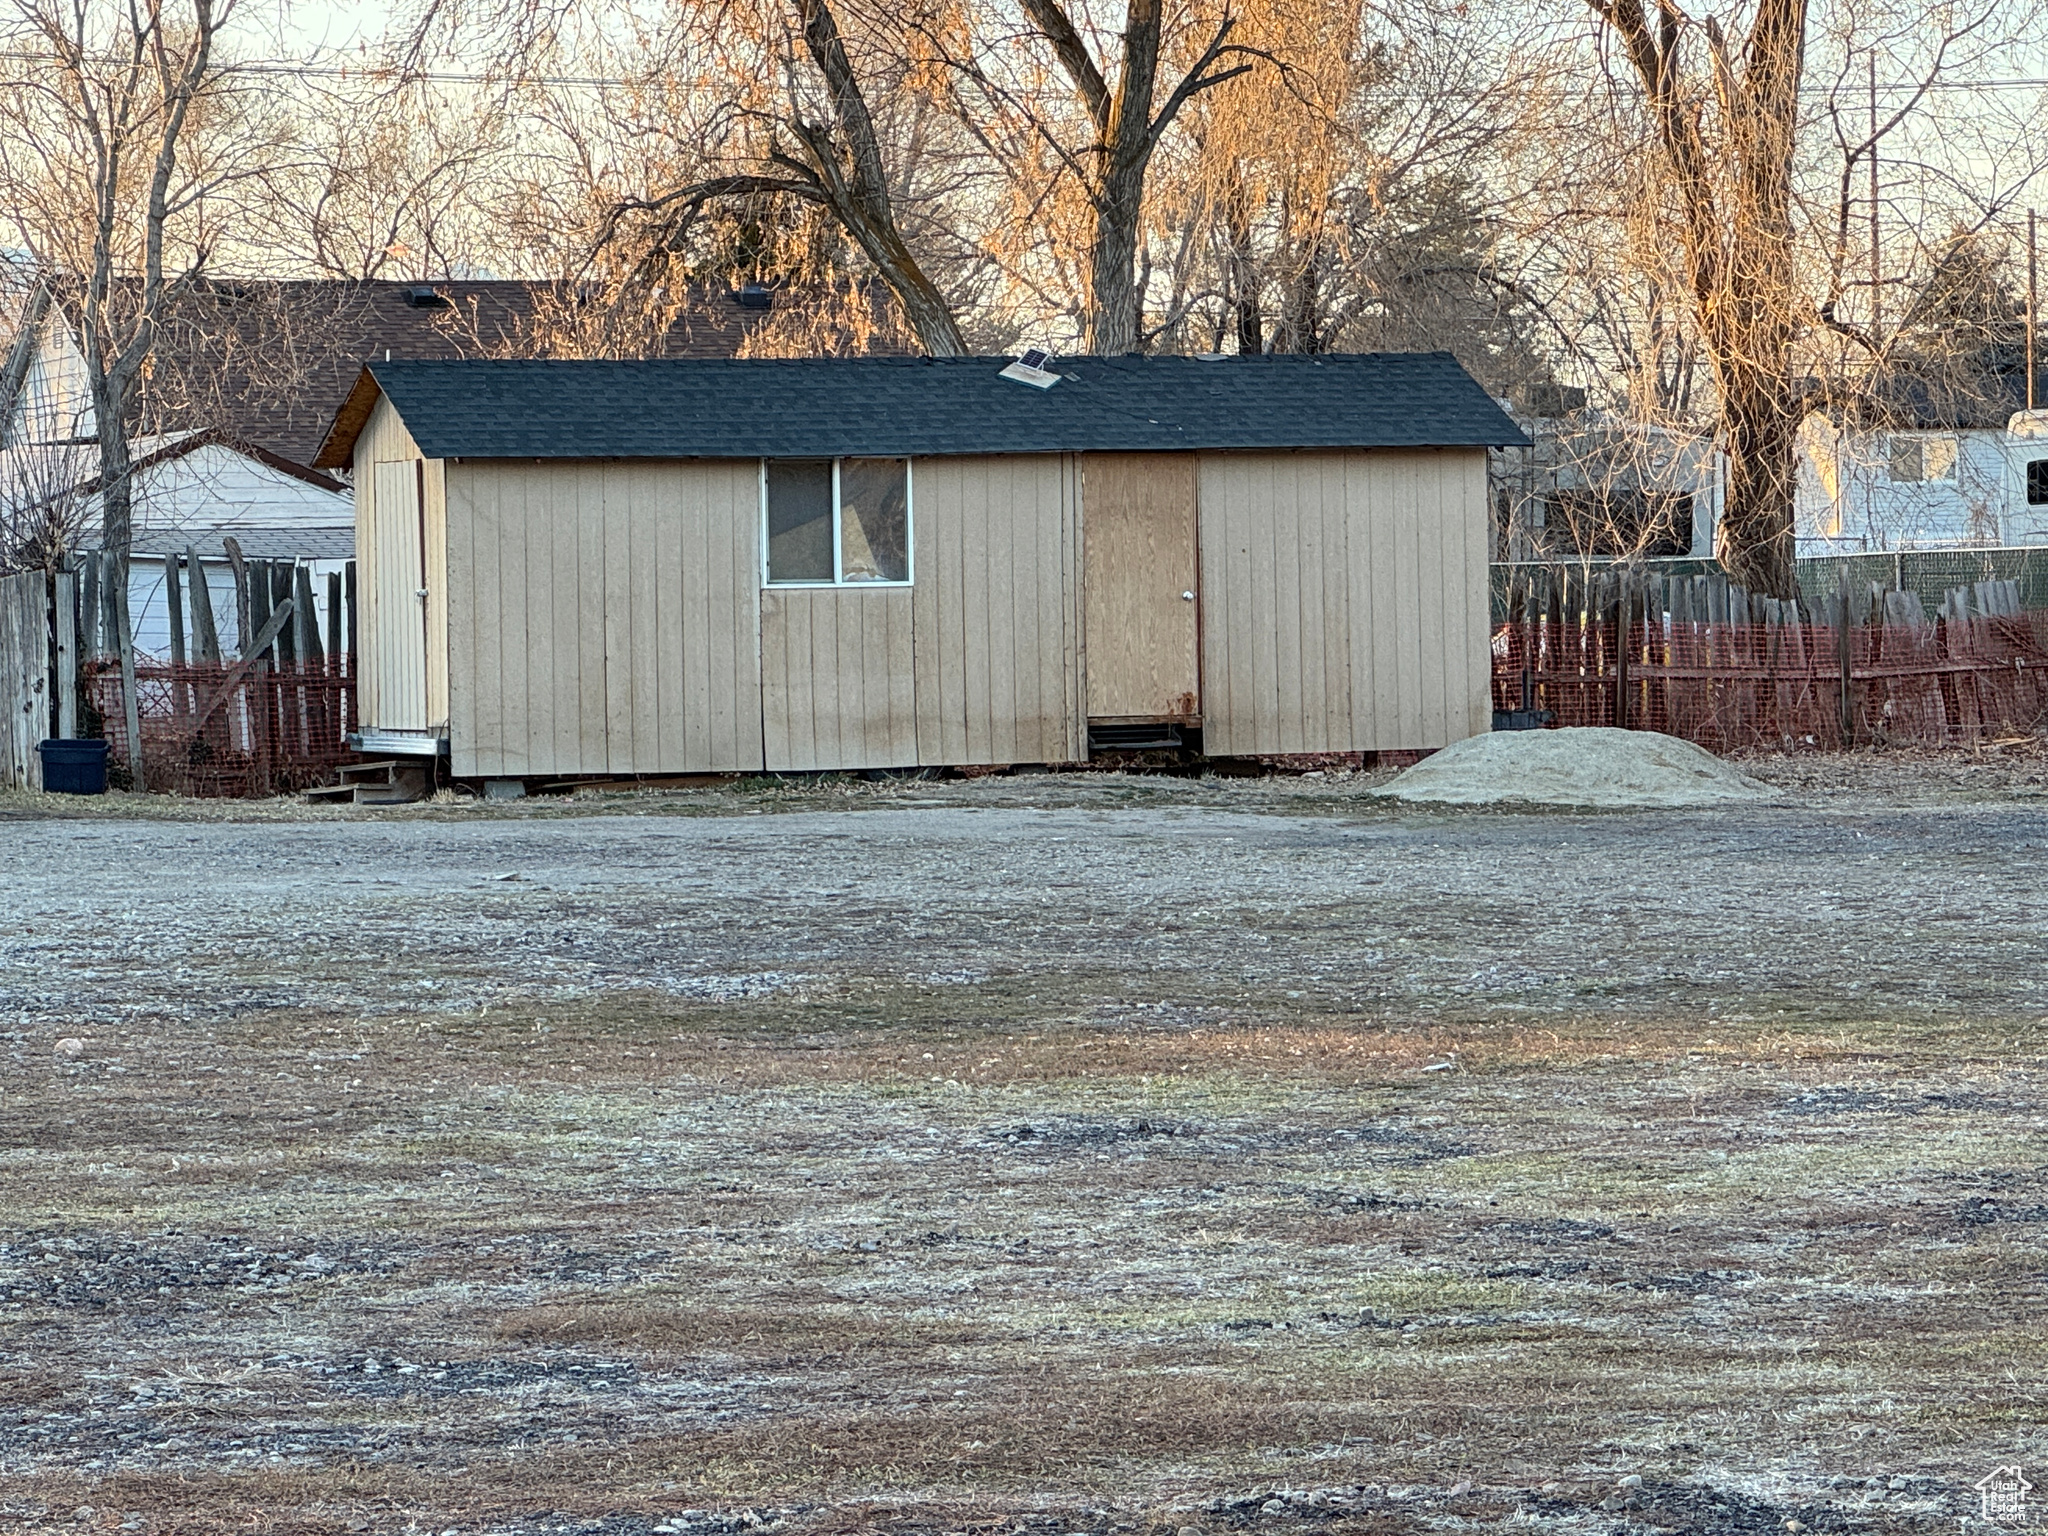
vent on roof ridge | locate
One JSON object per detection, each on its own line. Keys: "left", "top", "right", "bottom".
{"left": 401, "top": 285, "right": 451, "bottom": 310}
{"left": 734, "top": 282, "right": 773, "bottom": 311}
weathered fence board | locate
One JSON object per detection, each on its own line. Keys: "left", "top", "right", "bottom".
{"left": 1493, "top": 564, "right": 2048, "bottom": 752}
{"left": 3, "top": 553, "right": 357, "bottom": 796}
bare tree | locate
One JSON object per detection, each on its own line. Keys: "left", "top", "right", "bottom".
{"left": 0, "top": 365, "right": 97, "bottom": 575}
{"left": 1024, "top": 0, "right": 1264, "bottom": 353}
{"left": 273, "top": 78, "right": 505, "bottom": 282}
{"left": 0, "top": 0, "right": 241, "bottom": 590}
{"left": 1585, "top": 0, "right": 1810, "bottom": 595}
{"left": 923, "top": 0, "right": 1262, "bottom": 353}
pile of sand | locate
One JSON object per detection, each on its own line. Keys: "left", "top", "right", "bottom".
{"left": 1374, "top": 727, "right": 1770, "bottom": 808}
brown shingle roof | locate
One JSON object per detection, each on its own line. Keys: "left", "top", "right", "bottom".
{"left": 49, "top": 277, "right": 901, "bottom": 468}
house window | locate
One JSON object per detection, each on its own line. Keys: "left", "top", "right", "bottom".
{"left": 1887, "top": 435, "right": 1956, "bottom": 483}
{"left": 763, "top": 458, "right": 911, "bottom": 585}
{"left": 2029, "top": 458, "right": 2048, "bottom": 506}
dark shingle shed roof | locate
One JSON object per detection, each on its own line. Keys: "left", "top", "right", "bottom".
{"left": 314, "top": 352, "right": 1526, "bottom": 468}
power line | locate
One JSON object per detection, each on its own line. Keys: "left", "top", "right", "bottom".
{"left": 0, "top": 47, "right": 2045, "bottom": 99}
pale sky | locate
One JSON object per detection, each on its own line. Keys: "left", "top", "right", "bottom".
{"left": 243, "top": 0, "right": 399, "bottom": 57}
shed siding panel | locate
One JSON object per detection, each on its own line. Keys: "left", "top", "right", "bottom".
{"left": 446, "top": 463, "right": 490, "bottom": 777}
{"left": 421, "top": 459, "right": 448, "bottom": 732}
{"left": 1321, "top": 453, "right": 1357, "bottom": 739}
{"left": 1199, "top": 448, "right": 1488, "bottom": 755}
{"left": 574, "top": 471, "right": 608, "bottom": 768}
{"left": 1459, "top": 450, "right": 1494, "bottom": 738}
{"left": 445, "top": 459, "right": 762, "bottom": 775}
{"left": 521, "top": 472, "right": 558, "bottom": 773}
{"left": 1063, "top": 455, "right": 1086, "bottom": 760}
{"left": 653, "top": 467, "right": 685, "bottom": 770}
{"left": 910, "top": 466, "right": 950, "bottom": 764}
{"left": 906, "top": 454, "right": 1079, "bottom": 769}
{"left": 602, "top": 466, "right": 635, "bottom": 770}
{"left": 760, "top": 587, "right": 917, "bottom": 771}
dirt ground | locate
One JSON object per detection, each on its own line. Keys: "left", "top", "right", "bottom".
{"left": 2, "top": 749, "right": 2045, "bottom": 1535}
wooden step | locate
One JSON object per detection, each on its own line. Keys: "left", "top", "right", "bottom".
{"left": 352, "top": 764, "right": 431, "bottom": 805}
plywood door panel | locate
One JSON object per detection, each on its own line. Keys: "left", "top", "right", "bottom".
{"left": 1083, "top": 452, "right": 1199, "bottom": 719}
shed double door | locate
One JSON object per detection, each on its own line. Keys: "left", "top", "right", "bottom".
{"left": 1083, "top": 453, "right": 1200, "bottom": 721}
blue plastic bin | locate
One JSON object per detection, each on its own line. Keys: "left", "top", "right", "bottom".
{"left": 38, "top": 738, "right": 108, "bottom": 795}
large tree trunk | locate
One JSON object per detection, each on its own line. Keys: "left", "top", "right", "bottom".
{"left": 1221, "top": 170, "right": 1262, "bottom": 354}
{"left": 792, "top": 0, "right": 966, "bottom": 358}
{"left": 96, "top": 407, "right": 135, "bottom": 577}
{"left": 1715, "top": 377, "right": 1799, "bottom": 595}
{"left": 1589, "top": 0, "right": 1809, "bottom": 598}
{"left": 1087, "top": 152, "right": 1150, "bottom": 354}
{"left": 1019, "top": 0, "right": 1249, "bottom": 355}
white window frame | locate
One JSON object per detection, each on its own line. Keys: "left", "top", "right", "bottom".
{"left": 760, "top": 456, "right": 915, "bottom": 588}
{"left": 1887, "top": 433, "right": 1958, "bottom": 484}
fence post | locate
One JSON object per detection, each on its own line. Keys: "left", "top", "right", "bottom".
{"left": 1835, "top": 562, "right": 1854, "bottom": 746}
{"left": 53, "top": 569, "right": 76, "bottom": 740}
{"left": 79, "top": 554, "right": 101, "bottom": 660}
{"left": 186, "top": 544, "right": 221, "bottom": 663}
{"left": 164, "top": 553, "right": 186, "bottom": 668}
{"left": 111, "top": 555, "right": 146, "bottom": 792}
{"left": 224, "top": 537, "right": 250, "bottom": 653}
{"left": 250, "top": 660, "right": 273, "bottom": 797}
{"left": 1614, "top": 574, "right": 1632, "bottom": 730}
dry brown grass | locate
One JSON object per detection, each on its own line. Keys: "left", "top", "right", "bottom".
{"left": 5, "top": 780, "right": 2041, "bottom": 1534}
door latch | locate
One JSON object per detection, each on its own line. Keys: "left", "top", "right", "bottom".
{"left": 1181, "top": 590, "right": 1195, "bottom": 601}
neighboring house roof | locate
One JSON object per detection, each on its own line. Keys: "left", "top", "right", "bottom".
{"left": 6, "top": 276, "right": 894, "bottom": 469}
{"left": 315, "top": 352, "right": 1529, "bottom": 468}
{"left": 1831, "top": 345, "right": 2034, "bottom": 432}
{"left": 2, "top": 429, "right": 355, "bottom": 558}
{"left": 103, "top": 429, "right": 347, "bottom": 496}
{"left": 132, "top": 525, "right": 354, "bottom": 560}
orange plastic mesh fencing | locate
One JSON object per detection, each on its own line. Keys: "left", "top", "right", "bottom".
{"left": 1492, "top": 611, "right": 2048, "bottom": 752}
{"left": 87, "top": 660, "right": 359, "bottom": 797}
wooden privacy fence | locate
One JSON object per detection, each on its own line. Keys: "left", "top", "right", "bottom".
{"left": 0, "top": 569, "right": 79, "bottom": 790}
{"left": 1494, "top": 565, "right": 2048, "bottom": 752}
{"left": 0, "top": 547, "right": 358, "bottom": 795}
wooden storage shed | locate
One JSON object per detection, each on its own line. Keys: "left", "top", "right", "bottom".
{"left": 312, "top": 353, "right": 1524, "bottom": 777}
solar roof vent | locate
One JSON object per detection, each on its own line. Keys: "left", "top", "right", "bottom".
{"left": 735, "top": 282, "right": 774, "bottom": 311}
{"left": 400, "top": 285, "right": 450, "bottom": 309}
{"left": 999, "top": 348, "right": 1061, "bottom": 389}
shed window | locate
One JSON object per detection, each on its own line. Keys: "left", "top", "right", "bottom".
{"left": 2029, "top": 458, "right": 2048, "bottom": 506}
{"left": 764, "top": 458, "right": 911, "bottom": 585}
